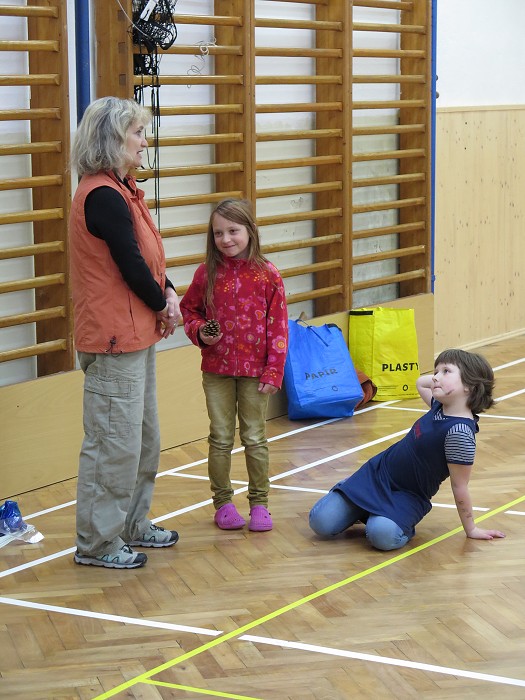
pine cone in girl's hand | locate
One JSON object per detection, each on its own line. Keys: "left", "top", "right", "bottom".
{"left": 201, "top": 319, "right": 221, "bottom": 337}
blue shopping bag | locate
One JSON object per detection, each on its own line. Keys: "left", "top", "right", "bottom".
{"left": 284, "top": 320, "right": 364, "bottom": 419}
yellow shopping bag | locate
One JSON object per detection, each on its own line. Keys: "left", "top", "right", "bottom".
{"left": 348, "top": 307, "right": 419, "bottom": 400}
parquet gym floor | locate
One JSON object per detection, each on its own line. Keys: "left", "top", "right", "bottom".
{"left": 1, "top": 336, "right": 524, "bottom": 699}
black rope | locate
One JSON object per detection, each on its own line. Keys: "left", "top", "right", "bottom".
{"left": 130, "top": 0, "right": 178, "bottom": 229}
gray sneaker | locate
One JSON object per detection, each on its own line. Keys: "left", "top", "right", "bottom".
{"left": 74, "top": 544, "right": 147, "bottom": 569}
{"left": 130, "top": 524, "right": 179, "bottom": 548}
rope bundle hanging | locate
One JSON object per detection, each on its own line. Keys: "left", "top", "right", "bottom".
{"left": 132, "top": 0, "right": 178, "bottom": 77}
{"left": 129, "top": 0, "right": 178, "bottom": 225}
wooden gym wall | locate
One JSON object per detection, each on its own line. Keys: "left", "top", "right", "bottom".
{"left": 0, "top": 0, "right": 432, "bottom": 384}
{"left": 94, "top": 0, "right": 433, "bottom": 321}
{"left": 435, "top": 105, "right": 525, "bottom": 350}
{"left": 0, "top": 0, "right": 72, "bottom": 380}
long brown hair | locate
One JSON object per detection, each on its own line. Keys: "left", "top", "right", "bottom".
{"left": 204, "top": 199, "right": 269, "bottom": 310}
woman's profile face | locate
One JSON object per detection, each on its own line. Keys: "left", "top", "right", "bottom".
{"left": 123, "top": 121, "right": 148, "bottom": 174}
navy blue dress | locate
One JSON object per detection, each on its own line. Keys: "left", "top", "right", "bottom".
{"left": 334, "top": 401, "right": 478, "bottom": 536}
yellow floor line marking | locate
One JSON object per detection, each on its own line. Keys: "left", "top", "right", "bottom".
{"left": 94, "top": 493, "right": 525, "bottom": 699}
{"left": 143, "top": 679, "right": 263, "bottom": 699}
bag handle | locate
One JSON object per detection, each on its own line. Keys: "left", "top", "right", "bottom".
{"left": 293, "top": 317, "right": 340, "bottom": 348}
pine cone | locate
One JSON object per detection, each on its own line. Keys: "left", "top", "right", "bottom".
{"left": 201, "top": 319, "right": 221, "bottom": 337}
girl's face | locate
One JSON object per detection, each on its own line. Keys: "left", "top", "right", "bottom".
{"left": 123, "top": 121, "right": 148, "bottom": 174}
{"left": 432, "top": 362, "right": 468, "bottom": 402}
{"left": 212, "top": 212, "right": 250, "bottom": 259}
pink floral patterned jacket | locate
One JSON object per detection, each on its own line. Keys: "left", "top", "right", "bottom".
{"left": 181, "top": 256, "right": 288, "bottom": 388}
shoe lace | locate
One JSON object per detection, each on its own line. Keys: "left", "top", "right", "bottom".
{"left": 121, "top": 544, "right": 133, "bottom": 553}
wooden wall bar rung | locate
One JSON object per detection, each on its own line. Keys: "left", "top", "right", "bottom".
{"left": 0, "top": 272, "right": 64, "bottom": 295}
{"left": 256, "top": 102, "right": 342, "bottom": 113}
{"left": 353, "top": 99, "right": 425, "bottom": 109}
{"left": 256, "top": 75, "right": 342, "bottom": 86}
{"left": 146, "top": 191, "right": 243, "bottom": 208}
{"left": 263, "top": 234, "right": 343, "bottom": 254}
{"left": 281, "top": 259, "right": 342, "bottom": 279}
{"left": 161, "top": 224, "right": 208, "bottom": 239}
{"left": 257, "top": 155, "right": 342, "bottom": 170}
{"left": 134, "top": 75, "right": 243, "bottom": 86}
{"left": 353, "top": 196, "right": 425, "bottom": 214}
{"left": 353, "top": 124, "right": 425, "bottom": 136}
{"left": 0, "top": 339, "right": 66, "bottom": 364}
{"left": 160, "top": 45, "right": 241, "bottom": 56}
{"left": 0, "top": 40, "right": 58, "bottom": 51}
{"left": 258, "top": 208, "right": 341, "bottom": 227}
{"left": 0, "top": 306, "right": 65, "bottom": 329}
{"left": 0, "top": 242, "right": 64, "bottom": 260}
{"left": 156, "top": 134, "right": 243, "bottom": 147}
{"left": 256, "top": 47, "right": 342, "bottom": 59}
{"left": 0, "top": 108, "right": 60, "bottom": 120}
{"left": 139, "top": 163, "right": 243, "bottom": 178}
{"left": 159, "top": 105, "right": 243, "bottom": 116}
{"left": 353, "top": 22, "right": 425, "bottom": 34}
{"left": 353, "top": 48, "right": 424, "bottom": 59}
{"left": 0, "top": 74, "right": 59, "bottom": 86}
{"left": 354, "top": 244, "right": 425, "bottom": 265}
{"left": 166, "top": 253, "right": 204, "bottom": 268}
{"left": 353, "top": 0, "right": 413, "bottom": 9}
{"left": 173, "top": 14, "right": 242, "bottom": 27}
{"left": 255, "top": 18, "right": 341, "bottom": 31}
{"left": 257, "top": 181, "right": 342, "bottom": 198}
{"left": 269, "top": 0, "right": 329, "bottom": 4}
{"left": 0, "top": 141, "right": 61, "bottom": 155}
{"left": 353, "top": 148, "right": 425, "bottom": 161}
{"left": 353, "top": 269, "right": 425, "bottom": 291}
{"left": 353, "top": 173, "right": 425, "bottom": 188}
{"left": 286, "top": 286, "right": 343, "bottom": 305}
{"left": 257, "top": 129, "right": 342, "bottom": 141}
{"left": 0, "top": 175, "right": 62, "bottom": 190}
{"left": 0, "top": 5, "right": 58, "bottom": 18}
{"left": 353, "top": 221, "right": 424, "bottom": 239}
{"left": 353, "top": 74, "right": 425, "bottom": 84}
{"left": 0, "top": 208, "right": 62, "bottom": 225}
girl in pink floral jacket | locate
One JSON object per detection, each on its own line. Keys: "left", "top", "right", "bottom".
{"left": 181, "top": 199, "right": 288, "bottom": 532}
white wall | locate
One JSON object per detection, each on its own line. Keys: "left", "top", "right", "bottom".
{"left": 436, "top": 0, "right": 525, "bottom": 108}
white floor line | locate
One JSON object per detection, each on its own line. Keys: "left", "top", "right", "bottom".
{"left": 22, "top": 500, "right": 77, "bottom": 521}
{"left": 494, "top": 357, "right": 525, "bottom": 371}
{"left": 1, "top": 592, "right": 522, "bottom": 691}
{"left": 0, "top": 596, "right": 220, "bottom": 637}
{"left": 494, "top": 387, "right": 525, "bottom": 402}
{"left": 0, "top": 547, "right": 76, "bottom": 579}
{"left": 243, "top": 635, "right": 525, "bottom": 688}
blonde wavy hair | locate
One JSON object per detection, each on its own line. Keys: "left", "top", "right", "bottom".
{"left": 71, "top": 96, "right": 151, "bottom": 176}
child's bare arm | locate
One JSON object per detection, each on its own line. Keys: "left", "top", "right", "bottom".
{"left": 416, "top": 374, "right": 433, "bottom": 407}
{"left": 448, "top": 463, "right": 505, "bottom": 540}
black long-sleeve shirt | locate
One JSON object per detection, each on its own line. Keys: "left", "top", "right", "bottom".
{"left": 84, "top": 184, "right": 174, "bottom": 312}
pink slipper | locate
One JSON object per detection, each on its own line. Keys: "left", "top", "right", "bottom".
{"left": 214, "top": 503, "right": 246, "bottom": 530}
{"left": 249, "top": 505, "right": 273, "bottom": 532}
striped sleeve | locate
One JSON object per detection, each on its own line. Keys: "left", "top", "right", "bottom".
{"left": 444, "top": 423, "right": 476, "bottom": 465}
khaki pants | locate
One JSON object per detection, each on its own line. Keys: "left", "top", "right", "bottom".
{"left": 202, "top": 373, "right": 270, "bottom": 509}
{"left": 76, "top": 346, "right": 159, "bottom": 556}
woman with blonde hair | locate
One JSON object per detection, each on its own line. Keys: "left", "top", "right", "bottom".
{"left": 70, "top": 96, "right": 180, "bottom": 569}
